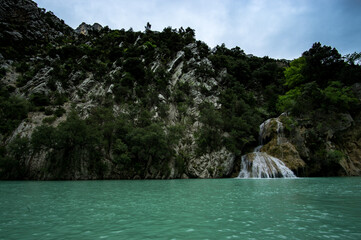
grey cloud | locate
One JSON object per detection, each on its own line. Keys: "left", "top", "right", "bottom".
{"left": 35, "top": 0, "right": 361, "bottom": 59}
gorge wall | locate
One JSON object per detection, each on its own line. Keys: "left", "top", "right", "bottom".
{"left": 1, "top": 0, "right": 360, "bottom": 179}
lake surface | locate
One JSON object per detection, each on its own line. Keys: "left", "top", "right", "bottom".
{"left": 1, "top": 178, "right": 361, "bottom": 240}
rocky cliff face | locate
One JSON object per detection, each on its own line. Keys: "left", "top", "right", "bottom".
{"left": 1, "top": 0, "right": 240, "bottom": 179}
{"left": 261, "top": 118, "right": 306, "bottom": 173}
{"left": 0, "top": 0, "right": 73, "bottom": 43}
{"left": 1, "top": 0, "right": 360, "bottom": 180}
{"left": 259, "top": 113, "right": 361, "bottom": 177}
{"left": 259, "top": 116, "right": 306, "bottom": 173}
{"left": 1, "top": 44, "right": 235, "bottom": 179}
{"left": 333, "top": 113, "right": 361, "bottom": 176}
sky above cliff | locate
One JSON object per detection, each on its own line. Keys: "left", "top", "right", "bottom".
{"left": 34, "top": 0, "right": 361, "bottom": 60}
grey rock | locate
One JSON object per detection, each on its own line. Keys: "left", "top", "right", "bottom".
{"left": 168, "top": 51, "right": 184, "bottom": 72}
{"left": 134, "top": 36, "right": 141, "bottom": 46}
{"left": 76, "top": 22, "right": 103, "bottom": 35}
{"left": 92, "top": 23, "right": 103, "bottom": 31}
{"left": 185, "top": 43, "right": 198, "bottom": 55}
{"left": 352, "top": 83, "right": 361, "bottom": 100}
{"left": 4, "top": 31, "right": 23, "bottom": 41}
{"left": 181, "top": 173, "right": 189, "bottom": 179}
{"left": 186, "top": 148, "right": 235, "bottom": 178}
{"left": 158, "top": 94, "right": 166, "bottom": 102}
{"left": 78, "top": 75, "right": 95, "bottom": 93}
{"left": 107, "top": 84, "right": 114, "bottom": 94}
{"left": 0, "top": 0, "right": 73, "bottom": 42}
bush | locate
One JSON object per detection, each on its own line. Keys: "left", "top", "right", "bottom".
{"left": 43, "top": 116, "right": 57, "bottom": 124}
{"left": 0, "top": 136, "right": 30, "bottom": 179}
{"left": 44, "top": 108, "right": 54, "bottom": 115}
{"left": 327, "top": 150, "right": 344, "bottom": 164}
{"left": 0, "top": 95, "right": 29, "bottom": 136}
{"left": 322, "top": 81, "right": 358, "bottom": 110}
{"left": 113, "top": 139, "right": 131, "bottom": 165}
{"left": 30, "top": 93, "right": 50, "bottom": 106}
{"left": 123, "top": 57, "right": 145, "bottom": 82}
{"left": 54, "top": 93, "right": 68, "bottom": 106}
{"left": 195, "top": 126, "right": 222, "bottom": 155}
{"left": 0, "top": 67, "right": 6, "bottom": 79}
{"left": 31, "top": 111, "right": 104, "bottom": 177}
{"left": 54, "top": 107, "right": 66, "bottom": 117}
{"left": 16, "top": 72, "right": 34, "bottom": 87}
{"left": 15, "top": 62, "right": 30, "bottom": 73}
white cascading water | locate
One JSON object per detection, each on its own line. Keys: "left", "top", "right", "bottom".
{"left": 237, "top": 118, "right": 296, "bottom": 178}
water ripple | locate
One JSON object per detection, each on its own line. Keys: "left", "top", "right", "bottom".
{"left": 0, "top": 178, "right": 360, "bottom": 239}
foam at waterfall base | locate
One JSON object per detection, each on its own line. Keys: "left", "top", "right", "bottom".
{"left": 237, "top": 152, "right": 296, "bottom": 179}
{"left": 237, "top": 116, "right": 297, "bottom": 179}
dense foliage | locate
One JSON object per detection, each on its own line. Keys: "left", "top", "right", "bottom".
{"left": 1, "top": 3, "right": 361, "bottom": 179}
{"left": 276, "top": 43, "right": 361, "bottom": 176}
{"left": 277, "top": 43, "right": 360, "bottom": 115}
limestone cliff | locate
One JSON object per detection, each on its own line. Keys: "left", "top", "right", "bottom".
{"left": 1, "top": 0, "right": 360, "bottom": 180}
{"left": 0, "top": 0, "right": 73, "bottom": 43}
{"left": 1, "top": 0, "right": 239, "bottom": 179}
{"left": 259, "top": 116, "right": 306, "bottom": 173}
{"left": 259, "top": 113, "right": 361, "bottom": 177}
{"left": 333, "top": 113, "right": 361, "bottom": 176}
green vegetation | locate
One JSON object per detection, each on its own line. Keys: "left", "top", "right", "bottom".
{"left": 275, "top": 43, "right": 361, "bottom": 176}
{"left": 277, "top": 42, "right": 360, "bottom": 115}
{"left": 18, "top": 107, "right": 182, "bottom": 179}
{"left": 31, "top": 110, "right": 105, "bottom": 178}
{"left": 0, "top": 83, "right": 30, "bottom": 137}
{"left": 1, "top": 3, "right": 361, "bottom": 179}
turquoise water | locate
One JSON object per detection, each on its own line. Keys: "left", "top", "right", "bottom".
{"left": 1, "top": 178, "right": 361, "bottom": 240}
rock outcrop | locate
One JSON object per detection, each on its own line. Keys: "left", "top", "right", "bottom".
{"left": 75, "top": 22, "right": 103, "bottom": 35}
{"left": 0, "top": 0, "right": 72, "bottom": 43}
{"left": 258, "top": 113, "right": 361, "bottom": 176}
{"left": 186, "top": 148, "right": 235, "bottom": 178}
{"left": 257, "top": 116, "right": 306, "bottom": 173}
{"left": 334, "top": 114, "right": 361, "bottom": 176}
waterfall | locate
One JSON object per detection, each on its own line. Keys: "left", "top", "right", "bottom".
{"left": 237, "top": 152, "right": 296, "bottom": 178}
{"left": 237, "top": 118, "right": 296, "bottom": 179}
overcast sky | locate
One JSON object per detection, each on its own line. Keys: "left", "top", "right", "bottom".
{"left": 34, "top": 0, "right": 361, "bottom": 60}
